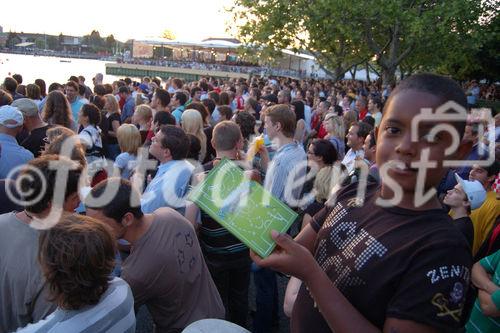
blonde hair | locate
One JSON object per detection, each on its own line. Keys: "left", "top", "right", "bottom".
{"left": 134, "top": 104, "right": 153, "bottom": 122}
{"left": 117, "top": 124, "right": 142, "bottom": 155}
{"left": 182, "top": 109, "right": 207, "bottom": 162}
{"left": 313, "top": 166, "right": 334, "bottom": 202}
{"left": 103, "top": 94, "right": 120, "bottom": 114}
{"left": 325, "top": 114, "right": 345, "bottom": 138}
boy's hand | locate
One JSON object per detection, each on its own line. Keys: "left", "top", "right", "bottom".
{"left": 478, "top": 289, "right": 500, "bottom": 317}
{"left": 250, "top": 230, "right": 318, "bottom": 282}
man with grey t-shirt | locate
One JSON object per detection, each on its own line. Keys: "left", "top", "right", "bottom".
{"left": 86, "top": 178, "right": 225, "bottom": 333}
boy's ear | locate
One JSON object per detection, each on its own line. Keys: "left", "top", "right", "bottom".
{"left": 121, "top": 212, "right": 135, "bottom": 228}
{"left": 462, "top": 197, "right": 471, "bottom": 209}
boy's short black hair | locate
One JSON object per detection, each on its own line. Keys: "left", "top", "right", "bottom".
{"left": 387, "top": 73, "right": 467, "bottom": 136}
{"left": 154, "top": 88, "right": 171, "bottom": 107}
{"left": 159, "top": 125, "right": 190, "bottom": 160}
{"left": 174, "top": 91, "right": 188, "bottom": 106}
{"left": 86, "top": 178, "right": 143, "bottom": 223}
{"left": 154, "top": 111, "right": 176, "bottom": 126}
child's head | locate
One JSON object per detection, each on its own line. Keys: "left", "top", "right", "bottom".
{"left": 117, "top": 124, "right": 142, "bottom": 155}
{"left": 443, "top": 174, "right": 486, "bottom": 213}
{"left": 376, "top": 73, "right": 468, "bottom": 199}
{"left": 132, "top": 104, "right": 153, "bottom": 126}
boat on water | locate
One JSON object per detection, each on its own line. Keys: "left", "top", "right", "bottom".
{"left": 59, "top": 59, "right": 72, "bottom": 63}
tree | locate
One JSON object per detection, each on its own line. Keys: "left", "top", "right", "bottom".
{"left": 47, "top": 36, "right": 58, "bottom": 50}
{"left": 232, "top": 0, "right": 368, "bottom": 80}
{"left": 232, "top": 0, "right": 492, "bottom": 84}
{"left": 6, "top": 32, "right": 21, "bottom": 48}
{"left": 89, "top": 30, "right": 104, "bottom": 48}
{"left": 105, "top": 34, "right": 116, "bottom": 53}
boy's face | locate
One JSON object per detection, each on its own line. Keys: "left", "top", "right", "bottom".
{"left": 443, "top": 184, "right": 467, "bottom": 208}
{"left": 376, "top": 90, "right": 457, "bottom": 194}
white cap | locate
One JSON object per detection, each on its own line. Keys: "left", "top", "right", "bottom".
{"left": 182, "top": 319, "right": 250, "bottom": 333}
{"left": 0, "top": 105, "right": 24, "bottom": 128}
{"left": 454, "top": 173, "right": 487, "bottom": 210}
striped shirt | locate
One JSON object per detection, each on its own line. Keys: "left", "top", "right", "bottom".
{"left": 465, "top": 250, "right": 500, "bottom": 332}
{"left": 16, "top": 277, "right": 136, "bottom": 333}
{"left": 264, "top": 141, "right": 307, "bottom": 206}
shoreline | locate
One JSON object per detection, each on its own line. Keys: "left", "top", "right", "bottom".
{"left": 0, "top": 49, "right": 117, "bottom": 61}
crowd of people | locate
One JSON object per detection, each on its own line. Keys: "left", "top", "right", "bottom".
{"left": 119, "top": 58, "right": 306, "bottom": 78}
{"left": 0, "top": 70, "right": 499, "bottom": 333}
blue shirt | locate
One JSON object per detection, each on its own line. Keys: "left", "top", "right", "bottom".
{"left": 0, "top": 133, "right": 34, "bottom": 179}
{"left": 70, "top": 99, "right": 86, "bottom": 126}
{"left": 172, "top": 105, "right": 185, "bottom": 125}
{"left": 264, "top": 141, "right": 307, "bottom": 206}
{"left": 120, "top": 96, "right": 135, "bottom": 123}
{"left": 141, "top": 159, "right": 194, "bottom": 214}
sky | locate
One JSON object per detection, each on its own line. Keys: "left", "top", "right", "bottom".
{"left": 0, "top": 0, "right": 236, "bottom": 42}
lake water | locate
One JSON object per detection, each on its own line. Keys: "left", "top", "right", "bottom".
{"left": 0, "top": 53, "right": 120, "bottom": 88}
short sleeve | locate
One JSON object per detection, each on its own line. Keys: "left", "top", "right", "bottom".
{"left": 479, "top": 250, "right": 500, "bottom": 274}
{"left": 386, "top": 244, "right": 472, "bottom": 331}
{"left": 78, "top": 131, "right": 92, "bottom": 147}
{"left": 310, "top": 207, "right": 330, "bottom": 232}
{"left": 121, "top": 273, "right": 150, "bottom": 311}
{"left": 114, "top": 154, "right": 128, "bottom": 169}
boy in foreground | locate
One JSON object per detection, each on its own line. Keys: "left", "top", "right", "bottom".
{"left": 251, "top": 74, "right": 473, "bottom": 332}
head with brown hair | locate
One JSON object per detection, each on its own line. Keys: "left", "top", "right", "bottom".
{"left": 38, "top": 214, "right": 116, "bottom": 310}
{"left": 42, "top": 90, "right": 73, "bottom": 128}
{"left": 263, "top": 104, "right": 296, "bottom": 138}
{"left": 212, "top": 120, "right": 242, "bottom": 151}
{"left": 44, "top": 135, "right": 87, "bottom": 168}
{"left": 26, "top": 83, "right": 41, "bottom": 100}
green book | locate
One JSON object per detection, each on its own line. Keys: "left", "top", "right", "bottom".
{"left": 189, "top": 158, "right": 298, "bottom": 258}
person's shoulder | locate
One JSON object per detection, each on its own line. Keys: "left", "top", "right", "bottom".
{"left": 154, "top": 207, "right": 191, "bottom": 226}
{"left": 114, "top": 153, "right": 129, "bottom": 165}
{"left": 19, "top": 145, "right": 34, "bottom": 159}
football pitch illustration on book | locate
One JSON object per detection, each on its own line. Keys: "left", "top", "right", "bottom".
{"left": 189, "top": 158, "right": 298, "bottom": 258}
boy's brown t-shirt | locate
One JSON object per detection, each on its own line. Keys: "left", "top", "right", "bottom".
{"left": 122, "top": 207, "right": 224, "bottom": 333}
{"left": 292, "top": 183, "right": 473, "bottom": 332}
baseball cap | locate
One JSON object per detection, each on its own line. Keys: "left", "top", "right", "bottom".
{"left": 11, "top": 98, "right": 39, "bottom": 117}
{"left": 454, "top": 173, "right": 487, "bottom": 210}
{"left": 138, "top": 83, "right": 150, "bottom": 94}
{"left": 0, "top": 105, "right": 24, "bottom": 128}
